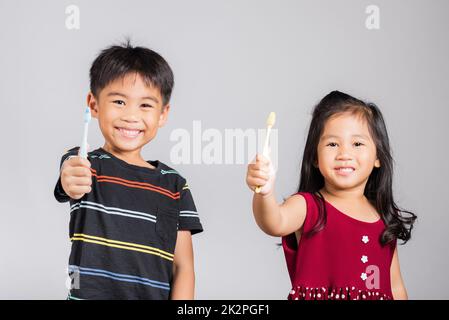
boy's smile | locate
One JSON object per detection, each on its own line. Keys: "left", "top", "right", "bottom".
{"left": 87, "top": 72, "right": 170, "bottom": 164}
{"left": 116, "top": 127, "right": 143, "bottom": 139}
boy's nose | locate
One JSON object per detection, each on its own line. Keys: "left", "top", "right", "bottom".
{"left": 122, "top": 117, "right": 139, "bottom": 123}
{"left": 120, "top": 113, "right": 139, "bottom": 122}
{"left": 119, "top": 104, "right": 142, "bottom": 121}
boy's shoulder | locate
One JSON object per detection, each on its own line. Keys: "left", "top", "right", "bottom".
{"left": 64, "top": 146, "right": 80, "bottom": 156}
{"left": 150, "top": 161, "right": 192, "bottom": 194}
{"left": 156, "top": 161, "right": 187, "bottom": 182}
{"left": 58, "top": 146, "right": 81, "bottom": 166}
{"left": 60, "top": 146, "right": 106, "bottom": 162}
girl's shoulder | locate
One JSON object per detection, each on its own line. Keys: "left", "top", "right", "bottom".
{"left": 284, "top": 192, "right": 308, "bottom": 209}
{"left": 289, "top": 192, "right": 320, "bottom": 209}
{"left": 286, "top": 192, "right": 322, "bottom": 231}
{"left": 283, "top": 192, "right": 318, "bottom": 220}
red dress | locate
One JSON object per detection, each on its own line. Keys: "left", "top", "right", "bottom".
{"left": 282, "top": 192, "right": 396, "bottom": 300}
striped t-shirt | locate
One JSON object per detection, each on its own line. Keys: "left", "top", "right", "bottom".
{"left": 54, "top": 147, "right": 203, "bottom": 300}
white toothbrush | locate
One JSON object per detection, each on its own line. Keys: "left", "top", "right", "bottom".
{"left": 255, "top": 112, "right": 276, "bottom": 193}
{"left": 79, "top": 107, "right": 91, "bottom": 159}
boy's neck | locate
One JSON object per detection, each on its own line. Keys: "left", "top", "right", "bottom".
{"left": 102, "top": 143, "right": 155, "bottom": 169}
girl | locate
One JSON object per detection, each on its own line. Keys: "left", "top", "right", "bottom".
{"left": 246, "top": 91, "right": 416, "bottom": 300}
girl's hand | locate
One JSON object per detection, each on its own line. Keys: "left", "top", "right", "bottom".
{"left": 246, "top": 153, "right": 276, "bottom": 196}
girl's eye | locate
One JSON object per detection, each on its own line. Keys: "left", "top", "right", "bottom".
{"left": 113, "top": 100, "right": 125, "bottom": 106}
{"left": 354, "top": 142, "right": 365, "bottom": 147}
{"left": 326, "top": 142, "right": 338, "bottom": 147}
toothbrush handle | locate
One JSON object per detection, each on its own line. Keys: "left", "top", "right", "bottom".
{"left": 79, "top": 123, "right": 89, "bottom": 158}
{"left": 263, "top": 126, "right": 272, "bottom": 157}
{"left": 255, "top": 125, "right": 272, "bottom": 193}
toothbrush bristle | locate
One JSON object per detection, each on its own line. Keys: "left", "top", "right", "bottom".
{"left": 84, "top": 107, "right": 91, "bottom": 122}
{"left": 266, "top": 112, "right": 276, "bottom": 126}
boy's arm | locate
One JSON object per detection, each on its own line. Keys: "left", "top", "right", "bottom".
{"left": 390, "top": 245, "right": 408, "bottom": 300}
{"left": 170, "top": 230, "right": 195, "bottom": 299}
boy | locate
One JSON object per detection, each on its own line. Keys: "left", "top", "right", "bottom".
{"left": 54, "top": 42, "right": 203, "bottom": 300}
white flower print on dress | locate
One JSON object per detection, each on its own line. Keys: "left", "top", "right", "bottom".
{"left": 362, "top": 235, "right": 369, "bottom": 244}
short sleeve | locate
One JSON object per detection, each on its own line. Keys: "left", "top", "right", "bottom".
{"left": 178, "top": 182, "right": 203, "bottom": 235}
{"left": 298, "top": 192, "right": 320, "bottom": 235}
{"left": 54, "top": 147, "right": 80, "bottom": 203}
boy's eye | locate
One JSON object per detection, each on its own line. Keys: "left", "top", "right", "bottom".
{"left": 113, "top": 100, "right": 125, "bottom": 106}
{"left": 354, "top": 142, "right": 365, "bottom": 147}
{"left": 141, "top": 104, "right": 154, "bottom": 109}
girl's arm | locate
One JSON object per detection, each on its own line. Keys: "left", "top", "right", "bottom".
{"left": 170, "top": 230, "right": 195, "bottom": 299}
{"left": 390, "top": 246, "right": 408, "bottom": 300}
{"left": 252, "top": 192, "right": 307, "bottom": 237}
{"left": 247, "top": 154, "right": 307, "bottom": 236}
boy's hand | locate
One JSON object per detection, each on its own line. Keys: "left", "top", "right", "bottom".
{"left": 246, "top": 154, "right": 276, "bottom": 196}
{"left": 60, "top": 156, "right": 92, "bottom": 200}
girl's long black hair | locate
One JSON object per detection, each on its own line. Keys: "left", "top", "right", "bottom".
{"left": 299, "top": 91, "right": 416, "bottom": 245}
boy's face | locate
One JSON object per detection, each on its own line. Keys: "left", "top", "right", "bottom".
{"left": 87, "top": 73, "right": 169, "bottom": 155}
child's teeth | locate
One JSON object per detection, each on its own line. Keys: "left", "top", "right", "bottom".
{"left": 120, "top": 128, "right": 140, "bottom": 137}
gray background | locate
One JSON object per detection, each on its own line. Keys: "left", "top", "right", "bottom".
{"left": 0, "top": 0, "right": 448, "bottom": 299}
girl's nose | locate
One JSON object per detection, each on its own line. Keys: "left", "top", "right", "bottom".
{"left": 336, "top": 146, "right": 353, "bottom": 161}
{"left": 336, "top": 153, "right": 353, "bottom": 161}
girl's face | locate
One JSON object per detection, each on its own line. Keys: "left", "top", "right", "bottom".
{"left": 317, "top": 112, "right": 380, "bottom": 192}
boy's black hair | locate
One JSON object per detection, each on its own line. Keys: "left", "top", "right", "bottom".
{"left": 89, "top": 40, "right": 174, "bottom": 105}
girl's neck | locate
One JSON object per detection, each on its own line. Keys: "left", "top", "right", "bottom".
{"left": 320, "top": 183, "right": 366, "bottom": 202}
{"left": 320, "top": 182, "right": 380, "bottom": 221}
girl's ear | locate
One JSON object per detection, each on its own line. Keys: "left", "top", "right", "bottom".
{"left": 374, "top": 159, "right": 381, "bottom": 168}
{"left": 87, "top": 92, "right": 99, "bottom": 118}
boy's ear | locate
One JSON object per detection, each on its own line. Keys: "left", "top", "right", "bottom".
{"left": 374, "top": 159, "right": 381, "bottom": 168}
{"left": 158, "top": 104, "right": 170, "bottom": 128}
{"left": 87, "top": 92, "right": 99, "bottom": 118}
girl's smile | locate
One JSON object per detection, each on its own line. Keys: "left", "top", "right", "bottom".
{"left": 334, "top": 166, "right": 356, "bottom": 176}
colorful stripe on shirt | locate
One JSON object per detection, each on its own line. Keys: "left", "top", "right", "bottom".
{"left": 68, "top": 265, "right": 170, "bottom": 291}
{"left": 179, "top": 210, "right": 200, "bottom": 218}
{"left": 89, "top": 168, "right": 180, "bottom": 200}
{"left": 70, "top": 201, "right": 157, "bottom": 223}
{"left": 70, "top": 233, "right": 174, "bottom": 261}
